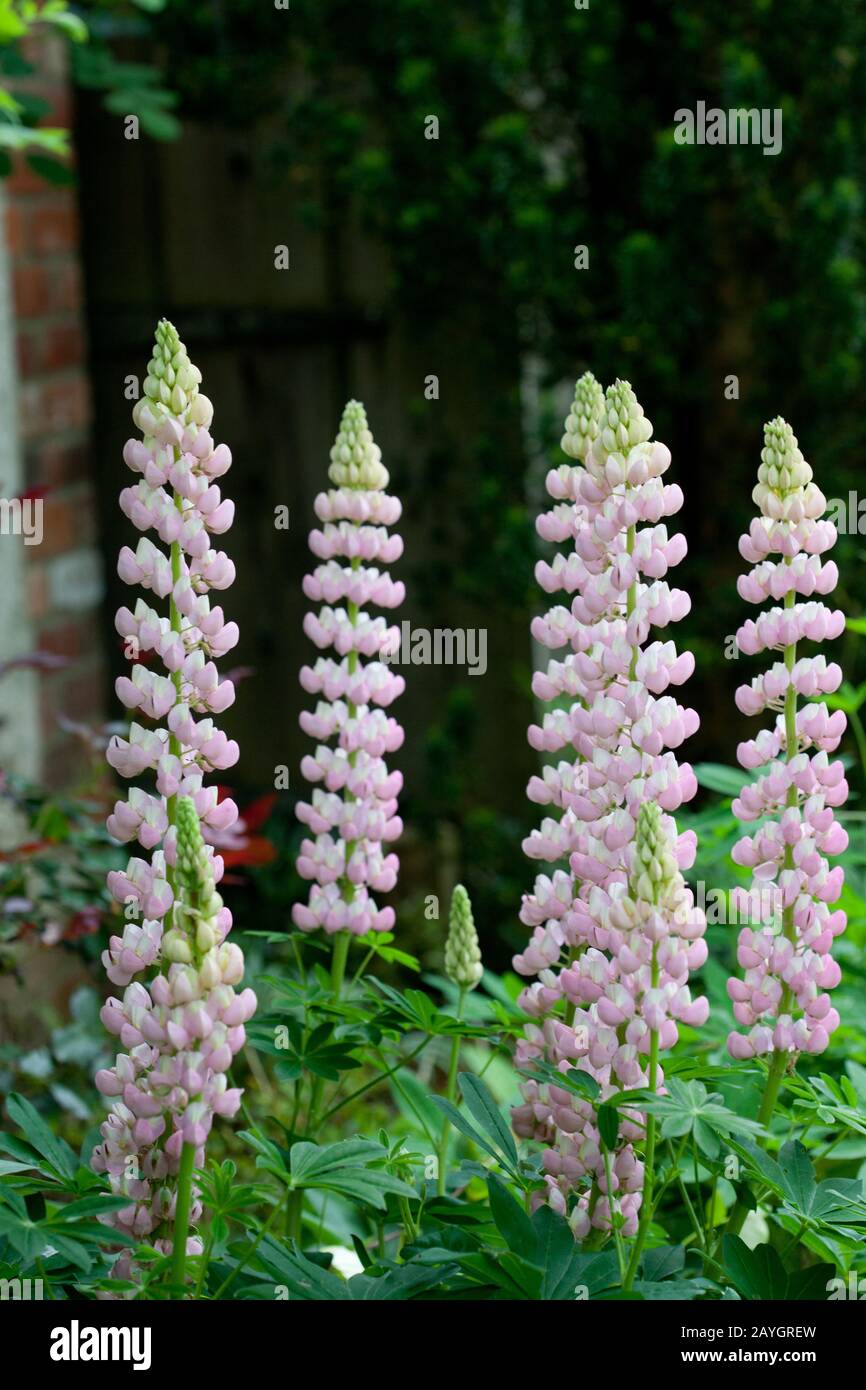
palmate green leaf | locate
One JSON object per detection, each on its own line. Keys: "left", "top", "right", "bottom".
{"left": 722, "top": 1235, "right": 835, "bottom": 1301}
{"left": 364, "top": 980, "right": 450, "bottom": 1034}
{"left": 808, "top": 1180, "right": 866, "bottom": 1227}
{"left": 307, "top": 1171, "right": 416, "bottom": 1210}
{"left": 637, "top": 1079, "right": 763, "bottom": 1155}
{"left": 5, "top": 1093, "right": 77, "bottom": 1182}
{"left": 289, "top": 1139, "right": 384, "bottom": 1181}
{"left": 284, "top": 1139, "right": 417, "bottom": 1210}
{"left": 732, "top": 1137, "right": 865, "bottom": 1230}
{"left": 0, "top": 1204, "right": 45, "bottom": 1263}
{"left": 787, "top": 1074, "right": 866, "bottom": 1139}
{"left": 238, "top": 1127, "right": 288, "bottom": 1181}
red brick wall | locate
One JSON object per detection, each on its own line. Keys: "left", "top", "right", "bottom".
{"left": 4, "top": 34, "right": 105, "bottom": 786}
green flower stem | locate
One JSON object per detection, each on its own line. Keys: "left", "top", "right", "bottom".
{"left": 169, "top": 1140, "right": 197, "bottom": 1295}
{"left": 317, "top": 1037, "right": 431, "bottom": 1127}
{"left": 194, "top": 1226, "right": 215, "bottom": 1299}
{"left": 727, "top": 585, "right": 798, "bottom": 1237}
{"left": 603, "top": 1145, "right": 627, "bottom": 1284}
{"left": 307, "top": 930, "right": 352, "bottom": 1136}
{"left": 330, "top": 929, "right": 351, "bottom": 997}
{"left": 165, "top": 515, "right": 184, "bottom": 892}
{"left": 626, "top": 525, "right": 638, "bottom": 680}
{"left": 623, "top": 942, "right": 660, "bottom": 1290}
{"left": 398, "top": 1194, "right": 418, "bottom": 1251}
{"left": 436, "top": 986, "right": 466, "bottom": 1195}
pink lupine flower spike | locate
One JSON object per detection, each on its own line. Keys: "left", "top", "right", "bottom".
{"left": 293, "top": 401, "right": 404, "bottom": 992}
{"left": 94, "top": 322, "right": 255, "bottom": 1293}
{"left": 513, "top": 376, "right": 706, "bottom": 1251}
{"left": 726, "top": 420, "right": 847, "bottom": 1109}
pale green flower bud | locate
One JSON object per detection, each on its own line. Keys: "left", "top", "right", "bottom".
{"left": 561, "top": 371, "right": 605, "bottom": 461}
{"left": 598, "top": 379, "right": 653, "bottom": 460}
{"left": 196, "top": 919, "right": 217, "bottom": 953}
{"left": 328, "top": 400, "right": 389, "bottom": 491}
{"left": 198, "top": 948, "right": 222, "bottom": 990}
{"left": 444, "top": 884, "right": 483, "bottom": 990}
{"left": 162, "top": 927, "right": 193, "bottom": 964}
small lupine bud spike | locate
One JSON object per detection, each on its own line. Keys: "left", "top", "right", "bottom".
{"left": 445, "top": 884, "right": 483, "bottom": 990}
{"left": 561, "top": 371, "right": 605, "bottom": 461}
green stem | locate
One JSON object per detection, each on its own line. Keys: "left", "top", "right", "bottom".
{"left": 436, "top": 987, "right": 466, "bottom": 1195}
{"left": 666, "top": 1141, "right": 705, "bottom": 1252}
{"left": 626, "top": 525, "right": 638, "bottom": 680}
{"left": 317, "top": 1037, "right": 431, "bottom": 1126}
{"left": 603, "top": 1146, "right": 627, "bottom": 1283}
{"left": 165, "top": 521, "right": 184, "bottom": 890}
{"left": 169, "top": 1141, "right": 197, "bottom": 1295}
{"left": 307, "top": 930, "right": 352, "bottom": 1135}
{"left": 623, "top": 941, "right": 659, "bottom": 1290}
{"left": 397, "top": 1195, "right": 417, "bottom": 1252}
{"left": 330, "top": 929, "right": 351, "bottom": 997}
{"left": 194, "top": 1228, "right": 214, "bottom": 1299}
{"left": 727, "top": 585, "right": 799, "bottom": 1236}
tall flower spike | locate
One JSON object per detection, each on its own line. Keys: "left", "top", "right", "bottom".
{"left": 727, "top": 419, "right": 847, "bottom": 1067}
{"left": 513, "top": 375, "right": 706, "bottom": 1240}
{"left": 445, "top": 884, "right": 483, "bottom": 990}
{"left": 93, "top": 323, "right": 255, "bottom": 1287}
{"left": 293, "top": 401, "right": 405, "bottom": 936}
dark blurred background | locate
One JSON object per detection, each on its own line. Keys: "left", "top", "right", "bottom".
{"left": 3, "top": 0, "right": 866, "bottom": 988}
